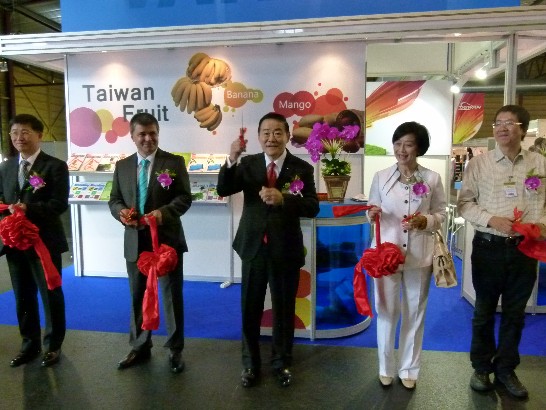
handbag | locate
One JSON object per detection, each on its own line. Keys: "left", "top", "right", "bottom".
{"left": 432, "top": 229, "right": 457, "bottom": 288}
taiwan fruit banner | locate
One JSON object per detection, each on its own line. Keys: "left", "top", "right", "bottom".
{"left": 66, "top": 42, "right": 367, "bottom": 156}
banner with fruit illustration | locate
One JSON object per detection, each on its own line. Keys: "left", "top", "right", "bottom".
{"left": 66, "top": 42, "right": 366, "bottom": 156}
{"left": 67, "top": 42, "right": 454, "bottom": 157}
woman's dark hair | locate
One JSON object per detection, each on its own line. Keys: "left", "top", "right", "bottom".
{"left": 392, "top": 121, "right": 430, "bottom": 156}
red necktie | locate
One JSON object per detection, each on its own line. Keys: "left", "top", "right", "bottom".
{"left": 267, "top": 162, "right": 277, "bottom": 188}
{"left": 264, "top": 162, "right": 277, "bottom": 244}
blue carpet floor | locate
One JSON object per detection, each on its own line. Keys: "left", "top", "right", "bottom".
{"left": 0, "top": 258, "right": 545, "bottom": 356}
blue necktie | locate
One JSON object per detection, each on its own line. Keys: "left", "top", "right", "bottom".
{"left": 138, "top": 159, "right": 150, "bottom": 215}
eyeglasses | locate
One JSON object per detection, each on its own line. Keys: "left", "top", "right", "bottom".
{"left": 9, "top": 130, "right": 34, "bottom": 138}
{"left": 260, "top": 130, "right": 285, "bottom": 140}
{"left": 492, "top": 121, "right": 522, "bottom": 129}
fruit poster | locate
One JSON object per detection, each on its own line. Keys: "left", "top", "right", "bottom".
{"left": 66, "top": 42, "right": 453, "bottom": 158}
{"left": 65, "top": 42, "right": 366, "bottom": 156}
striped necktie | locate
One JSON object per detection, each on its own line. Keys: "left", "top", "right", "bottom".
{"left": 19, "top": 160, "right": 30, "bottom": 189}
{"left": 138, "top": 159, "right": 150, "bottom": 215}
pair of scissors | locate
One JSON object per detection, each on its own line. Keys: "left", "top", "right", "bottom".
{"left": 401, "top": 211, "right": 421, "bottom": 223}
{"left": 239, "top": 112, "right": 247, "bottom": 152}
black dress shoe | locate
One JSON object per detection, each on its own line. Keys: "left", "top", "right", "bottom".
{"left": 169, "top": 351, "right": 185, "bottom": 374}
{"left": 10, "top": 349, "right": 41, "bottom": 367}
{"left": 118, "top": 349, "right": 151, "bottom": 370}
{"left": 41, "top": 350, "right": 61, "bottom": 367}
{"left": 495, "top": 372, "right": 529, "bottom": 399}
{"left": 274, "top": 368, "right": 292, "bottom": 387}
{"left": 241, "top": 368, "right": 259, "bottom": 388}
{"left": 470, "top": 371, "right": 493, "bottom": 392}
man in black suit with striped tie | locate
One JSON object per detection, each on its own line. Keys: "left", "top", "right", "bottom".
{"left": 0, "top": 114, "right": 69, "bottom": 368}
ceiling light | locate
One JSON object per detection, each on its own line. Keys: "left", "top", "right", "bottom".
{"left": 450, "top": 83, "right": 461, "bottom": 94}
{"left": 474, "top": 67, "right": 488, "bottom": 80}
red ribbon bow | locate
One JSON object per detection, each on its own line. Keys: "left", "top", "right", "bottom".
{"left": 333, "top": 205, "right": 405, "bottom": 317}
{"left": 512, "top": 207, "right": 546, "bottom": 262}
{"left": 137, "top": 215, "right": 178, "bottom": 330}
{"left": 0, "top": 205, "right": 61, "bottom": 290}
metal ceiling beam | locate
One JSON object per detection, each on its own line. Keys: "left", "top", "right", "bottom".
{"left": 0, "top": 6, "right": 546, "bottom": 56}
{"left": 12, "top": 5, "right": 61, "bottom": 32}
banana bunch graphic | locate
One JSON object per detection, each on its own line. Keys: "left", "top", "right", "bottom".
{"left": 194, "top": 104, "right": 223, "bottom": 132}
{"left": 171, "top": 77, "right": 212, "bottom": 114}
{"left": 171, "top": 52, "right": 232, "bottom": 131}
{"left": 186, "top": 53, "right": 232, "bottom": 85}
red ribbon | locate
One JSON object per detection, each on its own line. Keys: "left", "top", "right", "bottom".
{"left": 333, "top": 205, "right": 374, "bottom": 316}
{"left": 512, "top": 207, "right": 546, "bottom": 262}
{"left": 333, "top": 204, "right": 406, "bottom": 317}
{"left": 0, "top": 204, "right": 62, "bottom": 290}
{"left": 137, "top": 215, "right": 178, "bottom": 330}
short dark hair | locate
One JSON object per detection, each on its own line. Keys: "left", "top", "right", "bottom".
{"left": 130, "top": 112, "right": 159, "bottom": 134}
{"left": 9, "top": 114, "right": 44, "bottom": 133}
{"left": 258, "top": 112, "right": 289, "bottom": 134}
{"left": 392, "top": 121, "right": 430, "bottom": 156}
{"left": 494, "top": 105, "right": 531, "bottom": 133}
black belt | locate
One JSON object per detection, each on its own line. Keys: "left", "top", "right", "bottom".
{"left": 475, "top": 231, "right": 523, "bottom": 246}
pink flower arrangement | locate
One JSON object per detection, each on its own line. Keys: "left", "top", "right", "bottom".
{"left": 304, "top": 123, "right": 360, "bottom": 176}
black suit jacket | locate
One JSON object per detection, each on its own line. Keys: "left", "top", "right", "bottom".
{"left": 217, "top": 150, "right": 319, "bottom": 267}
{"left": 0, "top": 151, "right": 69, "bottom": 256}
{"left": 108, "top": 148, "right": 192, "bottom": 262}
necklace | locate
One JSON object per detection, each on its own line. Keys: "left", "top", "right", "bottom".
{"left": 400, "top": 168, "right": 416, "bottom": 182}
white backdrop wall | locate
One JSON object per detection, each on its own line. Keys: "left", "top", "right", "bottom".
{"left": 65, "top": 42, "right": 454, "bottom": 279}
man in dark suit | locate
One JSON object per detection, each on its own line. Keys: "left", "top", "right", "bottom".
{"left": 108, "top": 112, "right": 192, "bottom": 374}
{"left": 0, "top": 114, "right": 69, "bottom": 368}
{"left": 217, "top": 112, "right": 319, "bottom": 387}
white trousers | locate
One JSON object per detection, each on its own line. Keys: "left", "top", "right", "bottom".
{"left": 374, "top": 266, "right": 431, "bottom": 380}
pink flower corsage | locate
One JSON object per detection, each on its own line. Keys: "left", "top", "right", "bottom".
{"left": 27, "top": 174, "right": 46, "bottom": 193}
{"left": 283, "top": 176, "right": 304, "bottom": 197}
{"left": 524, "top": 176, "right": 541, "bottom": 191}
{"left": 156, "top": 169, "right": 176, "bottom": 189}
{"left": 412, "top": 181, "right": 429, "bottom": 197}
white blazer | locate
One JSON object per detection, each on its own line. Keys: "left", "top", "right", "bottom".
{"left": 368, "top": 163, "right": 447, "bottom": 270}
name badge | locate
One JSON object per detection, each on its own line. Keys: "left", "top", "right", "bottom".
{"left": 504, "top": 181, "right": 517, "bottom": 198}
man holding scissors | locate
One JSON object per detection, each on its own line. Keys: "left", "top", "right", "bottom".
{"left": 217, "top": 112, "right": 319, "bottom": 388}
{"left": 108, "top": 112, "right": 192, "bottom": 373}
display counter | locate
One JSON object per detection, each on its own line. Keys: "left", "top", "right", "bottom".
{"left": 261, "top": 201, "right": 372, "bottom": 340}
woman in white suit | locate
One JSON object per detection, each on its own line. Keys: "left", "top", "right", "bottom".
{"left": 367, "top": 122, "right": 446, "bottom": 389}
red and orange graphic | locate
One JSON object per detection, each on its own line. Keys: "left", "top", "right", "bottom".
{"left": 453, "top": 93, "right": 484, "bottom": 144}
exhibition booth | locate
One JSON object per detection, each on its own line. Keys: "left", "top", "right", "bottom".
{"left": 2, "top": 3, "right": 546, "bottom": 337}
